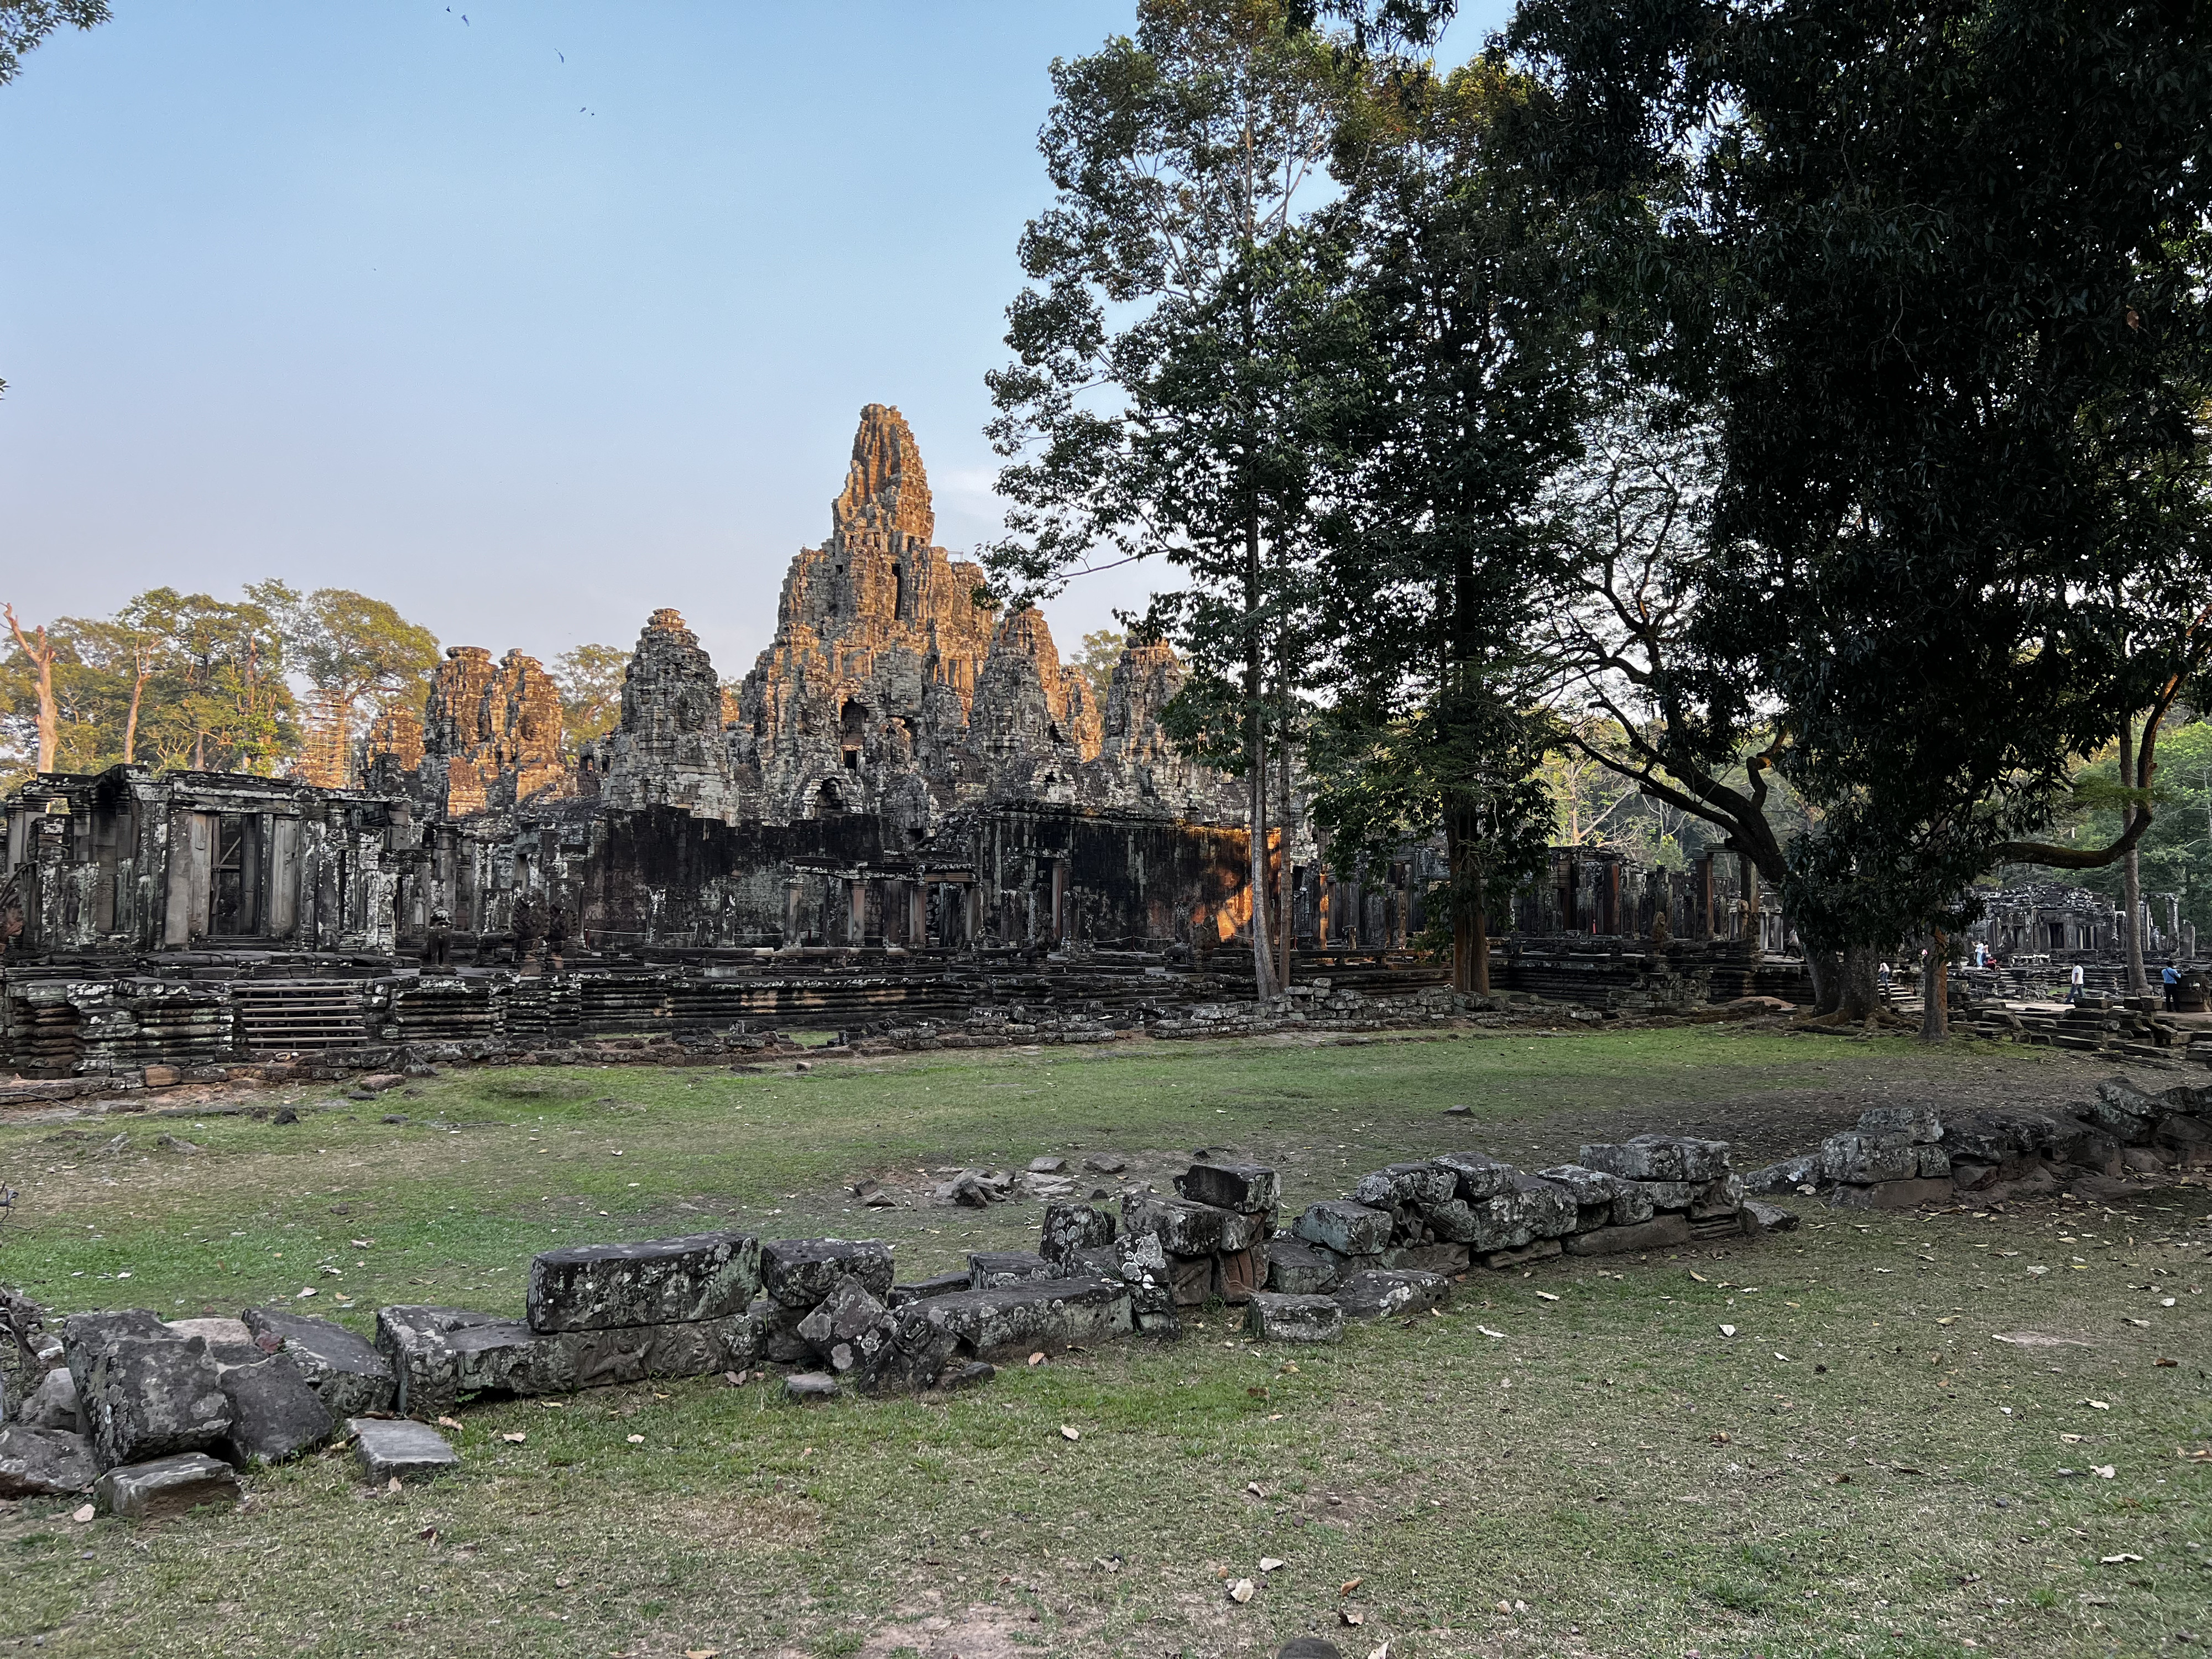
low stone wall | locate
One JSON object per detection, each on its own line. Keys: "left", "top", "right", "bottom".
{"left": 0, "top": 1131, "right": 1786, "bottom": 1514}
{"left": 1747, "top": 1074, "right": 2212, "bottom": 1209}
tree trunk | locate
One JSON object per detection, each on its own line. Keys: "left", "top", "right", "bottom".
{"left": 2120, "top": 716, "right": 2150, "bottom": 997}
{"left": 4, "top": 608, "right": 58, "bottom": 775}
{"left": 1244, "top": 535, "right": 1276, "bottom": 999}
{"left": 123, "top": 674, "right": 145, "bottom": 765}
{"left": 1806, "top": 948, "right": 1843, "bottom": 1016}
{"left": 1839, "top": 944, "right": 1881, "bottom": 1022}
{"left": 1919, "top": 930, "right": 1950, "bottom": 1041}
{"left": 1277, "top": 696, "right": 1294, "bottom": 994}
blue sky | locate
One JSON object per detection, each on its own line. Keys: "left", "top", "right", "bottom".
{"left": 1, "top": 1, "right": 1506, "bottom": 679}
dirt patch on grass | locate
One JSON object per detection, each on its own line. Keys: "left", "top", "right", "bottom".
{"left": 843, "top": 1601, "right": 1061, "bottom": 1658}
{"left": 660, "top": 1492, "right": 823, "bottom": 1551}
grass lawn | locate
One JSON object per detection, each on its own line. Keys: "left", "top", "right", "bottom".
{"left": 0, "top": 1025, "right": 2206, "bottom": 1658}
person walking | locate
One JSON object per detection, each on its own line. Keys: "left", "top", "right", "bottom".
{"left": 2163, "top": 962, "right": 2180, "bottom": 1011}
{"left": 422, "top": 904, "right": 452, "bottom": 970}
{"left": 2068, "top": 962, "right": 2085, "bottom": 1004}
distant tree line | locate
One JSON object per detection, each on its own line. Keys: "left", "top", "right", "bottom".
{"left": 982, "top": 0, "right": 2212, "bottom": 1034}
{"left": 0, "top": 583, "right": 626, "bottom": 791}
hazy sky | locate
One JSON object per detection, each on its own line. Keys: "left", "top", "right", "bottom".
{"left": 1, "top": 1, "right": 1505, "bottom": 681}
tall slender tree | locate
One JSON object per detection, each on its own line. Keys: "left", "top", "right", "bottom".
{"left": 984, "top": 0, "right": 1360, "bottom": 993}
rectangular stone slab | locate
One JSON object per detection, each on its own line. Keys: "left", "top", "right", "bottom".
{"left": 1262, "top": 1237, "right": 1344, "bottom": 1296}
{"left": 1120, "top": 1192, "right": 1261, "bottom": 1256}
{"left": 526, "top": 1230, "right": 760, "bottom": 1332}
{"left": 64, "top": 1315, "right": 233, "bottom": 1473}
{"left": 1174, "top": 1162, "right": 1281, "bottom": 1215}
{"left": 94, "top": 1451, "right": 241, "bottom": 1519}
{"left": 760, "top": 1239, "right": 895, "bottom": 1307}
{"left": 968, "top": 1251, "right": 1055, "bottom": 1289}
{"left": 240, "top": 1307, "right": 394, "bottom": 1418}
{"left": 1333, "top": 1269, "right": 1451, "bottom": 1321}
{"left": 1563, "top": 1214, "right": 1693, "bottom": 1255}
{"left": 0, "top": 1425, "right": 95, "bottom": 1499}
{"left": 218, "top": 1354, "right": 334, "bottom": 1465}
{"left": 349, "top": 1417, "right": 460, "bottom": 1483}
{"left": 377, "top": 1303, "right": 761, "bottom": 1413}
{"left": 857, "top": 1276, "right": 1132, "bottom": 1394}
{"left": 1292, "top": 1200, "right": 1392, "bottom": 1258}
{"left": 1245, "top": 1292, "right": 1345, "bottom": 1344}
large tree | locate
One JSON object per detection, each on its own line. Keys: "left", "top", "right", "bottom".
{"left": 984, "top": 0, "right": 1361, "bottom": 994}
{"left": 1513, "top": 0, "right": 2212, "bottom": 1034}
{"left": 1310, "top": 56, "right": 1585, "bottom": 993}
{"left": 255, "top": 583, "right": 439, "bottom": 787}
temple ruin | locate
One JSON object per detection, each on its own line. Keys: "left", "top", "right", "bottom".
{"left": 2, "top": 405, "right": 1824, "bottom": 1077}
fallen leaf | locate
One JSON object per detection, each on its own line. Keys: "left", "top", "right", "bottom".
{"left": 294, "top": 1286, "right": 319, "bottom": 1299}
{"left": 685, "top": 1651, "right": 721, "bottom": 1658}
{"left": 1259, "top": 1557, "right": 1285, "bottom": 1572}
{"left": 2086, "top": 1400, "right": 2111, "bottom": 1411}
{"left": 1478, "top": 1324, "right": 1506, "bottom": 1338}
{"left": 1368, "top": 1643, "right": 1391, "bottom": 1659}
{"left": 385, "top": 1477, "right": 401, "bottom": 1496}
{"left": 2060, "top": 1433, "right": 2085, "bottom": 1443}
{"left": 1228, "top": 1578, "right": 1255, "bottom": 1603}
{"left": 1719, "top": 1324, "right": 1737, "bottom": 1337}
{"left": 416, "top": 1526, "right": 437, "bottom": 1542}
{"left": 502, "top": 1432, "right": 526, "bottom": 1444}
{"left": 1028, "top": 1352, "right": 1046, "bottom": 1367}
{"left": 1937, "top": 1316, "right": 1957, "bottom": 1326}
{"left": 350, "top": 1238, "right": 374, "bottom": 1248}
{"left": 1340, "top": 1608, "right": 1364, "bottom": 1626}
{"left": 436, "top": 1416, "right": 463, "bottom": 1431}
{"left": 1060, "top": 1425, "right": 1080, "bottom": 1442}
{"left": 1340, "top": 1578, "right": 1362, "bottom": 1596}
{"left": 1247, "top": 1481, "right": 1266, "bottom": 1498}
{"left": 626, "top": 1434, "right": 645, "bottom": 1444}
{"left": 71, "top": 1504, "right": 93, "bottom": 1524}
{"left": 2100, "top": 1553, "right": 2143, "bottom": 1564}
{"left": 1773, "top": 1352, "right": 1792, "bottom": 1362}
{"left": 1689, "top": 1271, "right": 1708, "bottom": 1282}
{"left": 1533, "top": 1290, "right": 1559, "bottom": 1303}
{"left": 1709, "top": 1432, "right": 1730, "bottom": 1444}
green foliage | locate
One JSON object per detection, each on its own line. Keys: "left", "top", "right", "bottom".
{"left": 2065, "top": 717, "right": 2212, "bottom": 936}
{"left": 0, "top": 1, "right": 107, "bottom": 87}
{"left": 1068, "top": 629, "right": 1126, "bottom": 706}
{"left": 1513, "top": 0, "right": 2212, "bottom": 947}
{"left": 554, "top": 644, "right": 629, "bottom": 756}
{"left": 253, "top": 581, "right": 440, "bottom": 785}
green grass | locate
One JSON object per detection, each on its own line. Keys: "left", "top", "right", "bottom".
{"left": 0, "top": 1026, "right": 2206, "bottom": 1657}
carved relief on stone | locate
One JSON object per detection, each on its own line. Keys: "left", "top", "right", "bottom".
{"left": 362, "top": 644, "right": 572, "bottom": 818}
{"left": 593, "top": 609, "right": 740, "bottom": 820}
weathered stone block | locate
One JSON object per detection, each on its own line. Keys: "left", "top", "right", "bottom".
{"left": 1826, "top": 1176, "right": 1954, "bottom": 1211}
{"left": 1380, "top": 1242, "right": 1470, "bottom": 1276}
{"left": 2080, "top": 1077, "right": 2159, "bottom": 1141}
{"left": 527, "top": 1230, "right": 760, "bottom": 1332}
{"left": 349, "top": 1417, "right": 458, "bottom": 1483}
{"left": 1942, "top": 1108, "right": 2062, "bottom": 1164}
{"left": 94, "top": 1452, "right": 240, "bottom": 1519}
{"left": 1743, "top": 1153, "right": 1820, "bottom": 1194}
{"left": 1291, "top": 1200, "right": 1392, "bottom": 1258}
{"left": 1914, "top": 1144, "right": 1952, "bottom": 1179}
{"left": 1112, "top": 1234, "right": 1178, "bottom": 1334}
{"left": 1350, "top": 1162, "right": 1457, "bottom": 1210}
{"left": 0, "top": 1425, "right": 95, "bottom": 1497}
{"left": 1577, "top": 1135, "right": 1731, "bottom": 1183}
{"left": 1819, "top": 1131, "right": 1920, "bottom": 1186}
{"left": 1262, "top": 1236, "right": 1343, "bottom": 1295}
{"left": 1743, "top": 1199, "right": 1799, "bottom": 1233}
{"left": 1213, "top": 1245, "right": 1264, "bottom": 1304}
{"left": 1430, "top": 1151, "right": 1520, "bottom": 1201}
{"left": 1175, "top": 1161, "right": 1280, "bottom": 1215}
{"left": 1455, "top": 1176, "right": 1579, "bottom": 1252}
{"left": 760, "top": 1239, "right": 895, "bottom": 1308}
{"left": 1688, "top": 1175, "right": 1745, "bottom": 1219}
{"left": 1167, "top": 1253, "right": 1214, "bottom": 1307}
{"left": 796, "top": 1276, "right": 888, "bottom": 1363}
{"left": 240, "top": 1308, "right": 394, "bottom": 1418}
{"left": 1334, "top": 1269, "right": 1450, "bottom": 1321}
{"left": 1038, "top": 1202, "right": 1115, "bottom": 1271}
{"left": 64, "top": 1316, "right": 232, "bottom": 1472}
{"left": 968, "top": 1251, "right": 1055, "bottom": 1290}
{"left": 1564, "top": 1214, "right": 1693, "bottom": 1255}
{"left": 377, "top": 1303, "right": 761, "bottom": 1413}
{"left": 218, "top": 1354, "right": 333, "bottom": 1465}
{"left": 1536, "top": 1164, "right": 1631, "bottom": 1228}
{"left": 1484, "top": 1238, "right": 1564, "bottom": 1269}
{"left": 1121, "top": 1192, "right": 1260, "bottom": 1256}
{"left": 785, "top": 1373, "right": 840, "bottom": 1402}
{"left": 2153, "top": 1113, "right": 2212, "bottom": 1166}
{"left": 854, "top": 1277, "right": 1132, "bottom": 1393}
{"left": 1858, "top": 1104, "right": 1943, "bottom": 1142}
{"left": 16, "top": 1366, "right": 81, "bottom": 1432}
{"left": 1244, "top": 1292, "right": 1344, "bottom": 1344}
{"left": 888, "top": 1272, "right": 973, "bottom": 1307}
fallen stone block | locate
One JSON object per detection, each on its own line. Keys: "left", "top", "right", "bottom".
{"left": 1536, "top": 1164, "right": 1634, "bottom": 1229}
{"left": 1175, "top": 1161, "right": 1281, "bottom": 1214}
{"left": 1453, "top": 1176, "right": 1579, "bottom": 1252}
{"left": 1244, "top": 1292, "right": 1344, "bottom": 1344}
{"left": 0, "top": 1425, "right": 95, "bottom": 1498}
{"left": 1112, "top": 1234, "right": 1179, "bottom": 1335}
{"left": 1167, "top": 1253, "right": 1214, "bottom": 1307}
{"left": 1121, "top": 1192, "right": 1261, "bottom": 1256}
{"left": 64, "top": 1314, "right": 232, "bottom": 1472}
{"left": 526, "top": 1231, "right": 760, "bottom": 1332}
{"left": 1914, "top": 1145, "right": 1951, "bottom": 1179}
{"left": 1381, "top": 1242, "right": 1471, "bottom": 1276}
{"left": 2153, "top": 1113, "right": 2212, "bottom": 1166}
{"left": 1334, "top": 1269, "right": 1450, "bottom": 1321}
{"left": 1350, "top": 1162, "right": 1457, "bottom": 1210}
{"left": 1577, "top": 1135, "right": 1731, "bottom": 1182}
{"left": 1858, "top": 1104, "right": 1943, "bottom": 1142}
{"left": 1820, "top": 1131, "right": 1921, "bottom": 1186}
{"left": 1743, "top": 1199, "right": 1799, "bottom": 1233}
{"left": 888, "top": 1272, "right": 975, "bottom": 1307}
{"left": 239, "top": 1308, "right": 395, "bottom": 1418}
{"left": 797, "top": 1276, "right": 889, "bottom": 1367}
{"left": 218, "top": 1354, "right": 333, "bottom": 1465}
{"left": 1743, "top": 1153, "right": 1820, "bottom": 1194}
{"left": 1688, "top": 1175, "right": 1746, "bottom": 1219}
{"left": 760, "top": 1239, "right": 895, "bottom": 1307}
{"left": 377, "top": 1303, "right": 762, "bottom": 1413}
{"left": 1825, "top": 1176, "right": 1954, "bottom": 1211}
{"left": 1291, "top": 1200, "right": 1391, "bottom": 1258}
{"left": 94, "top": 1451, "right": 241, "bottom": 1519}
{"left": 1430, "top": 1151, "right": 1520, "bottom": 1201}
{"left": 16, "top": 1366, "right": 81, "bottom": 1432}
{"left": 1563, "top": 1214, "right": 1693, "bottom": 1255}
{"left": 1262, "top": 1237, "right": 1344, "bottom": 1295}
{"left": 968, "top": 1251, "right": 1055, "bottom": 1290}
{"left": 349, "top": 1417, "right": 458, "bottom": 1483}
{"left": 785, "top": 1373, "right": 840, "bottom": 1402}
{"left": 1038, "top": 1202, "right": 1116, "bottom": 1271}
{"left": 859, "top": 1277, "right": 1132, "bottom": 1394}
{"left": 2079, "top": 1077, "right": 2159, "bottom": 1141}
